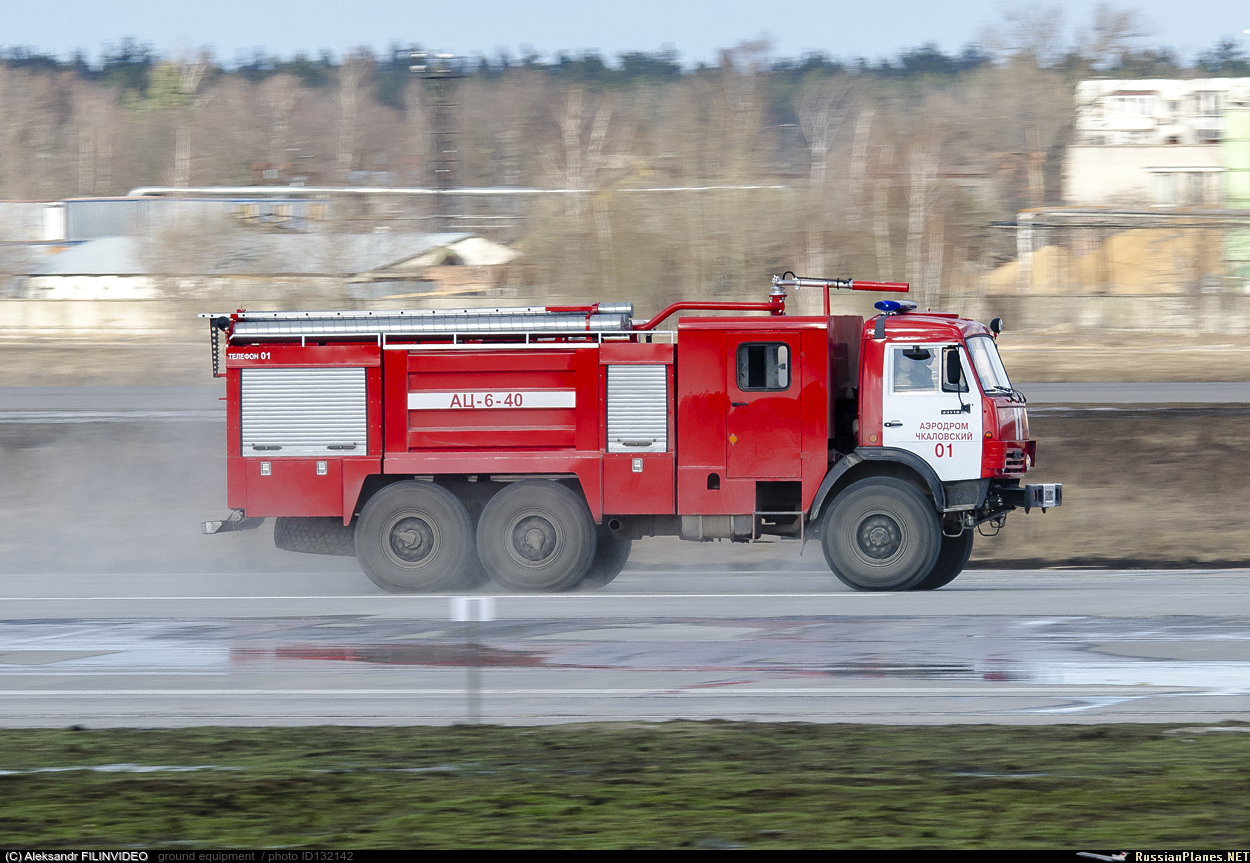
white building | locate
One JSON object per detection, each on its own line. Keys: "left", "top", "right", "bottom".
{"left": 6, "top": 232, "right": 521, "bottom": 301}
{"left": 1065, "top": 78, "right": 1250, "bottom": 206}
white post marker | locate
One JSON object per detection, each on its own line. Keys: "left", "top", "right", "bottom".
{"left": 450, "top": 597, "right": 496, "bottom": 724}
{"left": 450, "top": 596, "right": 497, "bottom": 622}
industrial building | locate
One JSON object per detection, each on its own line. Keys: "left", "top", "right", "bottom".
{"left": 1065, "top": 78, "right": 1250, "bottom": 206}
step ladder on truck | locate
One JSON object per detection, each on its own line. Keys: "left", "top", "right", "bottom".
{"left": 201, "top": 273, "right": 1061, "bottom": 592}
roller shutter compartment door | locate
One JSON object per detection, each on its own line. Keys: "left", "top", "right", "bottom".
{"left": 607, "top": 364, "right": 668, "bottom": 453}
{"left": 241, "top": 367, "right": 367, "bottom": 456}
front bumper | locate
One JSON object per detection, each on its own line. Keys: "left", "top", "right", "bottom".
{"left": 965, "top": 481, "right": 1063, "bottom": 528}
{"left": 1000, "top": 483, "right": 1062, "bottom": 513}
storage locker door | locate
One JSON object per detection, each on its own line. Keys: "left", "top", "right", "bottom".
{"left": 241, "top": 367, "right": 367, "bottom": 456}
{"left": 607, "top": 364, "right": 668, "bottom": 453}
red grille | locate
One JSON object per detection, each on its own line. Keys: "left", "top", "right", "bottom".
{"left": 1002, "top": 449, "right": 1026, "bottom": 476}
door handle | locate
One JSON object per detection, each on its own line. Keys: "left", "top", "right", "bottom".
{"left": 883, "top": 421, "right": 902, "bottom": 427}
{"left": 731, "top": 401, "right": 748, "bottom": 407}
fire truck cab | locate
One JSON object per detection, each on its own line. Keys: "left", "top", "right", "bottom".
{"left": 202, "top": 274, "right": 1060, "bottom": 593}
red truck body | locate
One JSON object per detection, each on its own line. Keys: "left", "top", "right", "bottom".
{"left": 205, "top": 276, "right": 1060, "bottom": 592}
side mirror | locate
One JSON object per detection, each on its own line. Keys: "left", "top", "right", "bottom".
{"left": 989, "top": 318, "right": 1003, "bottom": 335}
{"left": 942, "top": 346, "right": 968, "bottom": 394}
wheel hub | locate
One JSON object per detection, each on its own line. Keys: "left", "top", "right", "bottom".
{"left": 388, "top": 516, "right": 437, "bottom": 564}
{"left": 856, "top": 514, "right": 902, "bottom": 561}
{"left": 509, "top": 514, "right": 560, "bottom": 565}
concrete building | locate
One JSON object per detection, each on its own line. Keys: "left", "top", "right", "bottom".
{"left": 0, "top": 229, "right": 524, "bottom": 341}
{"left": 1066, "top": 78, "right": 1250, "bottom": 206}
{"left": 5, "top": 232, "right": 520, "bottom": 301}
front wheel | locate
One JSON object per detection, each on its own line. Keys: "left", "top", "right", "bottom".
{"left": 476, "top": 480, "right": 597, "bottom": 592}
{"left": 578, "top": 525, "right": 632, "bottom": 590}
{"left": 911, "top": 529, "right": 974, "bottom": 590}
{"left": 354, "top": 481, "right": 477, "bottom": 593}
{"left": 821, "top": 477, "right": 942, "bottom": 591}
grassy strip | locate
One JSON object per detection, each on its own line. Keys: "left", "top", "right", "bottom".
{"left": 0, "top": 723, "right": 1247, "bottom": 848}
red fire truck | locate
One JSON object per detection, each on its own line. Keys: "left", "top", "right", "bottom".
{"left": 202, "top": 274, "right": 1060, "bottom": 592}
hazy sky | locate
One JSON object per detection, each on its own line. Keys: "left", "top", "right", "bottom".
{"left": 4, "top": 0, "right": 1248, "bottom": 66}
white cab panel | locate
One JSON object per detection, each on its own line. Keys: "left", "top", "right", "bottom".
{"left": 880, "top": 344, "right": 982, "bottom": 481}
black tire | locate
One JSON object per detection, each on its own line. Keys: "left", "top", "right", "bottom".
{"left": 821, "top": 477, "right": 942, "bottom": 591}
{"left": 354, "top": 481, "right": 476, "bottom": 593}
{"left": 441, "top": 480, "right": 495, "bottom": 590}
{"left": 911, "top": 529, "right": 974, "bottom": 590}
{"left": 459, "top": 543, "right": 493, "bottom": 589}
{"left": 578, "top": 525, "right": 632, "bottom": 590}
{"left": 274, "top": 517, "right": 356, "bottom": 557}
{"left": 476, "top": 480, "right": 596, "bottom": 592}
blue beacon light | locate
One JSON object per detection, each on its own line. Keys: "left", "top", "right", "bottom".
{"left": 874, "top": 300, "right": 916, "bottom": 313}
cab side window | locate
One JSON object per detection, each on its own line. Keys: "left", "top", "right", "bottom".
{"left": 736, "top": 343, "right": 790, "bottom": 391}
{"left": 892, "top": 346, "right": 938, "bottom": 393}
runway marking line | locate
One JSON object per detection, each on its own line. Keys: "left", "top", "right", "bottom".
{"left": 0, "top": 686, "right": 1199, "bottom": 697}
{"left": 0, "top": 593, "right": 890, "bottom": 601}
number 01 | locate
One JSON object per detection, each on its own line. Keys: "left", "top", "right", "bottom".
{"left": 935, "top": 443, "right": 953, "bottom": 458}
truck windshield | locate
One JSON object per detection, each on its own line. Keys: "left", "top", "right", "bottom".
{"left": 966, "top": 335, "right": 1013, "bottom": 393}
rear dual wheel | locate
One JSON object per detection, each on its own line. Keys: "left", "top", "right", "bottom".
{"left": 274, "top": 516, "right": 356, "bottom": 557}
{"left": 355, "top": 481, "right": 481, "bottom": 593}
{"left": 476, "top": 480, "right": 597, "bottom": 592}
{"left": 356, "top": 479, "right": 612, "bottom": 593}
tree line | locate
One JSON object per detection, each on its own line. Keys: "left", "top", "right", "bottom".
{"left": 1, "top": 5, "right": 1246, "bottom": 303}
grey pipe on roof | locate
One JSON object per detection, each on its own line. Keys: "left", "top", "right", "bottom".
{"left": 229, "top": 302, "right": 634, "bottom": 320}
{"left": 231, "top": 313, "right": 632, "bottom": 338}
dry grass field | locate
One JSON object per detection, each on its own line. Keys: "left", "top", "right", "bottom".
{"left": 973, "top": 407, "right": 1250, "bottom": 567}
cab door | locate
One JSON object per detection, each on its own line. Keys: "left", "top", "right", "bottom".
{"left": 725, "top": 332, "right": 802, "bottom": 478}
{"left": 880, "top": 343, "right": 982, "bottom": 481}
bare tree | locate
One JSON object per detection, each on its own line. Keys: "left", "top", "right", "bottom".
{"left": 337, "top": 51, "right": 372, "bottom": 181}
{"left": 873, "top": 188, "right": 894, "bottom": 277}
{"left": 1079, "top": 4, "right": 1152, "bottom": 68}
{"left": 980, "top": 5, "right": 1068, "bottom": 67}
{"left": 402, "top": 76, "right": 428, "bottom": 186}
{"left": 536, "top": 87, "right": 625, "bottom": 287}
{"left": 173, "top": 54, "right": 211, "bottom": 188}
{"left": 798, "top": 76, "right": 859, "bottom": 274}
{"left": 73, "top": 81, "right": 99, "bottom": 196}
{"left": 260, "top": 74, "right": 299, "bottom": 170}
{"left": 541, "top": 88, "right": 615, "bottom": 208}
{"left": 0, "top": 69, "right": 74, "bottom": 199}
{"left": 848, "top": 108, "right": 874, "bottom": 216}
{"left": 798, "top": 77, "right": 858, "bottom": 187}
{"left": 907, "top": 146, "right": 940, "bottom": 305}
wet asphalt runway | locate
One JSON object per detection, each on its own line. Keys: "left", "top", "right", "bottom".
{"left": 2, "top": 567, "right": 1249, "bottom": 727}
{"left": 1, "top": 389, "right": 1248, "bottom": 726}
